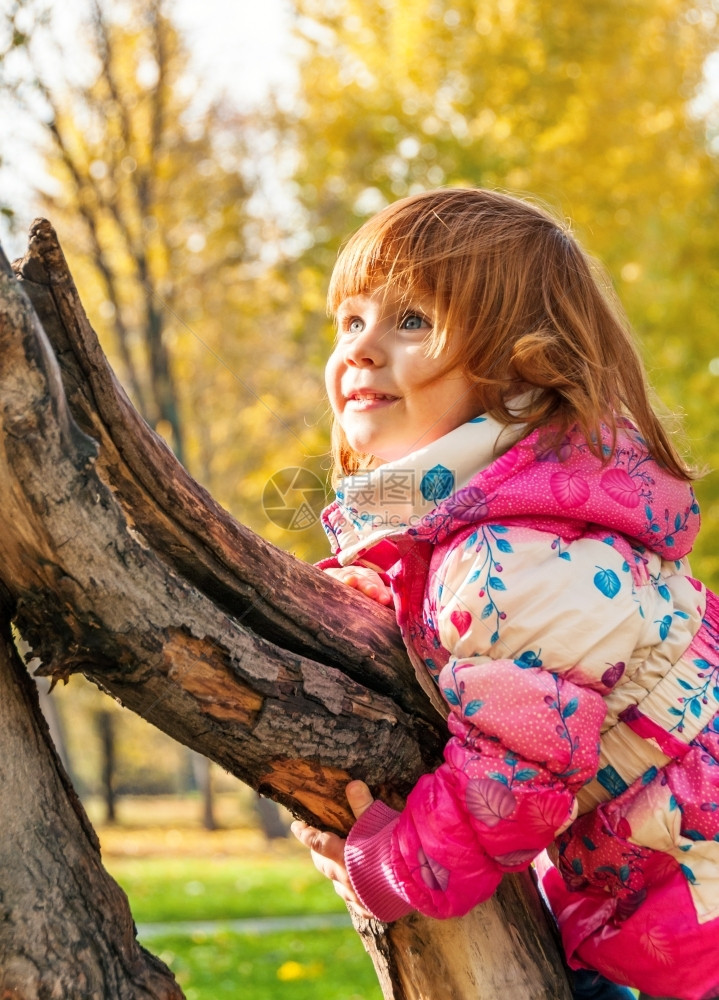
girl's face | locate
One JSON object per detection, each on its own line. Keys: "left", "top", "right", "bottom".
{"left": 326, "top": 286, "right": 482, "bottom": 464}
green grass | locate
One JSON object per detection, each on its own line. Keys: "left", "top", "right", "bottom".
{"left": 106, "top": 855, "right": 347, "bottom": 923}
{"left": 105, "top": 850, "right": 382, "bottom": 999}
{"left": 147, "top": 928, "right": 382, "bottom": 1000}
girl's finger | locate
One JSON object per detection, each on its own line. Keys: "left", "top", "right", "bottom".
{"left": 554, "top": 798, "right": 579, "bottom": 836}
{"left": 346, "top": 780, "right": 374, "bottom": 819}
{"left": 324, "top": 567, "right": 392, "bottom": 606}
{"left": 332, "top": 879, "right": 373, "bottom": 917}
{"left": 291, "top": 821, "right": 345, "bottom": 864}
{"left": 358, "top": 580, "right": 393, "bottom": 605}
{"left": 324, "top": 567, "right": 358, "bottom": 585}
{"left": 310, "top": 850, "right": 347, "bottom": 886}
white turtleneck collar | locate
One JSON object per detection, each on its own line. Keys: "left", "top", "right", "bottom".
{"left": 324, "top": 411, "right": 526, "bottom": 565}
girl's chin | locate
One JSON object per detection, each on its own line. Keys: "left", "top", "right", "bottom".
{"left": 344, "top": 439, "right": 401, "bottom": 464}
{"left": 352, "top": 446, "right": 409, "bottom": 465}
{"left": 343, "top": 425, "right": 416, "bottom": 464}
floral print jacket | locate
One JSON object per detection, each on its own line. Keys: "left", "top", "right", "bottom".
{"left": 321, "top": 415, "right": 719, "bottom": 1000}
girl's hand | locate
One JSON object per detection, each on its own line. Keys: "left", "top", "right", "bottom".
{"left": 290, "top": 780, "right": 375, "bottom": 917}
{"left": 324, "top": 566, "right": 393, "bottom": 606}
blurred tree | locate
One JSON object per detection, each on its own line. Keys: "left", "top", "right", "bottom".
{"left": 0, "top": 0, "right": 48, "bottom": 229}
{"left": 5, "top": 0, "right": 718, "bottom": 571}
{"left": 97, "top": 709, "right": 118, "bottom": 823}
{"left": 34, "top": 0, "right": 248, "bottom": 466}
{"left": 274, "top": 0, "right": 719, "bottom": 585}
{"left": 5, "top": 0, "right": 330, "bottom": 559}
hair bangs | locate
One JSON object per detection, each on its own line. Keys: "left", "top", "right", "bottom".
{"left": 327, "top": 198, "right": 461, "bottom": 319}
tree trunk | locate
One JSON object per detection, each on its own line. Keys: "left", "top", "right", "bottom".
{"left": 0, "top": 595, "right": 182, "bottom": 998}
{"left": 97, "top": 709, "right": 118, "bottom": 824}
{"left": 255, "top": 793, "right": 289, "bottom": 840}
{"left": 189, "top": 751, "right": 217, "bottom": 831}
{"left": 35, "top": 673, "right": 76, "bottom": 782}
{"left": 0, "top": 219, "right": 572, "bottom": 999}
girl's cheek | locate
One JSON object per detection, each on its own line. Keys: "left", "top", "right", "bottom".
{"left": 325, "top": 353, "right": 344, "bottom": 412}
{"left": 325, "top": 353, "right": 339, "bottom": 391}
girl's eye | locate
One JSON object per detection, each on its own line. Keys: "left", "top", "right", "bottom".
{"left": 348, "top": 317, "right": 365, "bottom": 334}
{"left": 400, "top": 313, "right": 428, "bottom": 331}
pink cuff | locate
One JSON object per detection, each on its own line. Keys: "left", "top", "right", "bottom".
{"left": 345, "top": 801, "right": 414, "bottom": 923}
{"left": 315, "top": 556, "right": 341, "bottom": 570}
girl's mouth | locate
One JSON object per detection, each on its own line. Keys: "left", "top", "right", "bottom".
{"left": 346, "top": 392, "right": 399, "bottom": 410}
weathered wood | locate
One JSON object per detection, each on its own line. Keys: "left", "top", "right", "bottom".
{"left": 0, "top": 222, "right": 573, "bottom": 1000}
{"left": 0, "top": 598, "right": 183, "bottom": 999}
{"left": 375, "top": 871, "right": 570, "bottom": 999}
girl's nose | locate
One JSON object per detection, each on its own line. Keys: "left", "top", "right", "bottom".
{"left": 344, "top": 322, "right": 386, "bottom": 368}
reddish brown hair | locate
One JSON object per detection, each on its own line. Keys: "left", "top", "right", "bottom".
{"left": 328, "top": 188, "right": 691, "bottom": 481}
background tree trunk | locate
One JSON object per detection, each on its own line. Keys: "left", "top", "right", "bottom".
{"left": 255, "top": 792, "right": 289, "bottom": 840}
{"left": 35, "top": 673, "right": 75, "bottom": 781}
{"left": 0, "top": 220, "right": 572, "bottom": 999}
{"left": 189, "top": 751, "right": 217, "bottom": 831}
{"left": 97, "top": 709, "right": 118, "bottom": 824}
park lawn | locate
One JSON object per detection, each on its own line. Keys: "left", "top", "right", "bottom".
{"left": 106, "top": 852, "right": 641, "bottom": 1000}
{"left": 103, "top": 836, "right": 382, "bottom": 999}
{"left": 105, "top": 853, "right": 347, "bottom": 923}
{"left": 147, "top": 927, "right": 382, "bottom": 1000}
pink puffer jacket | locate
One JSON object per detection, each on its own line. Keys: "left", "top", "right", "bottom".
{"left": 321, "top": 417, "right": 719, "bottom": 1000}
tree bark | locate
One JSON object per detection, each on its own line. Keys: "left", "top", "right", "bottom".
{"left": 0, "top": 594, "right": 182, "bottom": 999}
{"left": 0, "top": 219, "right": 572, "bottom": 999}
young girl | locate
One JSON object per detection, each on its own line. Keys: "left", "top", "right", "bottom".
{"left": 291, "top": 188, "right": 719, "bottom": 1000}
